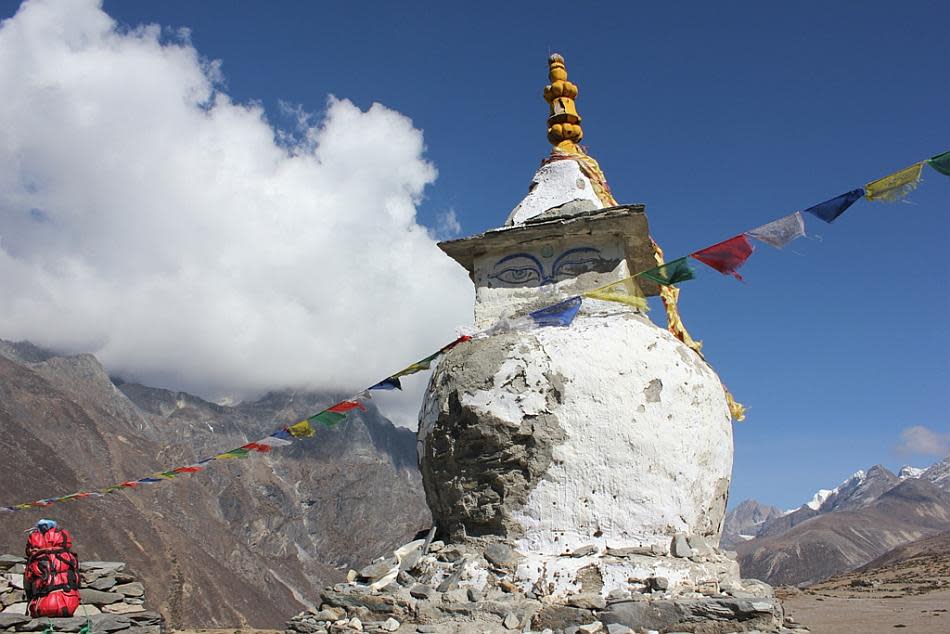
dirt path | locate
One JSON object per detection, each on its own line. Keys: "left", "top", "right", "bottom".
{"left": 781, "top": 588, "right": 950, "bottom": 633}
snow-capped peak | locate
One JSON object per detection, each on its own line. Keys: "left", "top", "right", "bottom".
{"left": 793, "top": 469, "right": 868, "bottom": 513}
{"left": 899, "top": 466, "right": 925, "bottom": 479}
{"left": 804, "top": 489, "right": 834, "bottom": 511}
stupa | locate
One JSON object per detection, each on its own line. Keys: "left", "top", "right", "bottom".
{"left": 290, "top": 54, "right": 800, "bottom": 634}
{"left": 420, "top": 51, "right": 735, "bottom": 593}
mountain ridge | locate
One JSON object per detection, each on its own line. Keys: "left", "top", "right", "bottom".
{"left": 0, "top": 340, "right": 430, "bottom": 628}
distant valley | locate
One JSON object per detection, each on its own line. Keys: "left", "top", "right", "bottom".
{"left": 724, "top": 457, "right": 950, "bottom": 587}
{"left": 0, "top": 340, "right": 430, "bottom": 628}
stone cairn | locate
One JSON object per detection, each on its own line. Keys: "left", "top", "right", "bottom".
{"left": 0, "top": 554, "right": 164, "bottom": 634}
{"left": 285, "top": 533, "right": 809, "bottom": 634}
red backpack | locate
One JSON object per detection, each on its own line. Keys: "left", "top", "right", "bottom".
{"left": 24, "top": 526, "right": 81, "bottom": 617}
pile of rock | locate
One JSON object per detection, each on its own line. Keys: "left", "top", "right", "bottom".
{"left": 0, "top": 554, "right": 164, "bottom": 633}
{"left": 285, "top": 536, "right": 810, "bottom": 634}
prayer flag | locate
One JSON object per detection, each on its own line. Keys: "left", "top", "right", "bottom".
{"left": 582, "top": 277, "right": 648, "bottom": 310}
{"left": 528, "top": 296, "right": 582, "bottom": 327}
{"left": 286, "top": 420, "right": 316, "bottom": 438}
{"left": 927, "top": 150, "right": 950, "bottom": 177}
{"left": 691, "top": 235, "right": 754, "bottom": 281}
{"left": 745, "top": 212, "right": 805, "bottom": 249}
{"left": 392, "top": 360, "right": 433, "bottom": 378}
{"left": 391, "top": 336, "right": 472, "bottom": 378}
{"left": 638, "top": 258, "right": 695, "bottom": 286}
{"left": 137, "top": 477, "right": 163, "bottom": 484}
{"left": 173, "top": 465, "right": 205, "bottom": 474}
{"left": 256, "top": 434, "right": 293, "bottom": 448}
{"left": 327, "top": 400, "right": 367, "bottom": 414}
{"left": 439, "top": 335, "right": 472, "bottom": 353}
{"left": 215, "top": 447, "right": 250, "bottom": 459}
{"left": 310, "top": 410, "right": 346, "bottom": 428}
{"left": 370, "top": 377, "right": 402, "bottom": 391}
{"left": 803, "top": 189, "right": 864, "bottom": 223}
{"left": 240, "top": 442, "right": 273, "bottom": 453}
{"left": 865, "top": 162, "right": 924, "bottom": 202}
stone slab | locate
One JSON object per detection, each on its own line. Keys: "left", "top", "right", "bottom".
{"left": 79, "top": 589, "right": 124, "bottom": 606}
{"left": 101, "top": 603, "right": 145, "bottom": 615}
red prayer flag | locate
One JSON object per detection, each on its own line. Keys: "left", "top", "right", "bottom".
{"left": 241, "top": 442, "right": 273, "bottom": 453}
{"left": 690, "top": 235, "right": 754, "bottom": 281}
{"left": 327, "top": 400, "right": 367, "bottom": 414}
{"left": 174, "top": 466, "right": 204, "bottom": 474}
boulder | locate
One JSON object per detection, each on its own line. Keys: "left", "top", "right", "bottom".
{"left": 102, "top": 603, "right": 146, "bottom": 614}
{"left": 0, "top": 556, "right": 25, "bottom": 570}
{"left": 670, "top": 534, "right": 693, "bottom": 558}
{"left": 358, "top": 560, "right": 395, "bottom": 583}
{"left": 79, "top": 589, "right": 124, "bottom": 606}
{"left": 75, "top": 604, "right": 102, "bottom": 617}
{"left": 128, "top": 611, "right": 164, "bottom": 626}
{"left": 88, "top": 614, "right": 133, "bottom": 633}
{"left": 113, "top": 582, "right": 144, "bottom": 598}
{"left": 89, "top": 576, "right": 117, "bottom": 591}
{"left": 1, "top": 602, "right": 27, "bottom": 615}
{"left": 570, "top": 545, "right": 598, "bottom": 558}
{"left": 532, "top": 605, "right": 595, "bottom": 632}
{"left": 483, "top": 543, "right": 522, "bottom": 568}
{"left": 79, "top": 562, "right": 125, "bottom": 574}
{"left": 5, "top": 574, "right": 24, "bottom": 590}
{"left": 19, "top": 617, "right": 87, "bottom": 632}
{"left": 566, "top": 594, "right": 606, "bottom": 610}
{"left": 0, "top": 614, "right": 29, "bottom": 628}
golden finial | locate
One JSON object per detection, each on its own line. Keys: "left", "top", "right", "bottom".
{"left": 544, "top": 53, "right": 583, "bottom": 150}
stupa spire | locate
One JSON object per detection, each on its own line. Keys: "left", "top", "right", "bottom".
{"left": 544, "top": 53, "right": 583, "bottom": 150}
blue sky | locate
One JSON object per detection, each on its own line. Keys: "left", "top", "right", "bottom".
{"left": 2, "top": 0, "right": 948, "bottom": 509}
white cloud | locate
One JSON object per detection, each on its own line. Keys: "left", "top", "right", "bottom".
{"left": 433, "top": 208, "right": 462, "bottom": 240}
{"left": 0, "top": 0, "right": 473, "bottom": 417}
{"left": 896, "top": 425, "right": 950, "bottom": 457}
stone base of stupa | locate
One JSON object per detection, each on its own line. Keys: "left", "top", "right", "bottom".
{"left": 285, "top": 536, "right": 808, "bottom": 634}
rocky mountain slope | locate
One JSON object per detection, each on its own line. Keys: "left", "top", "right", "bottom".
{"left": 0, "top": 340, "right": 430, "bottom": 628}
{"left": 733, "top": 459, "right": 950, "bottom": 587}
{"left": 720, "top": 499, "right": 784, "bottom": 549}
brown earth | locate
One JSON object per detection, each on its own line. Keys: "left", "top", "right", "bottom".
{"left": 779, "top": 531, "right": 950, "bottom": 633}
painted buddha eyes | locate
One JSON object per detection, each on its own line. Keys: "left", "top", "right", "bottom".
{"left": 489, "top": 248, "right": 605, "bottom": 287}
{"left": 493, "top": 266, "right": 542, "bottom": 285}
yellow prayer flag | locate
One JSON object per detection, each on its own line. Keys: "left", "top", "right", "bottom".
{"left": 865, "top": 161, "right": 924, "bottom": 202}
{"left": 582, "top": 277, "right": 648, "bottom": 310}
{"left": 286, "top": 420, "right": 315, "bottom": 438}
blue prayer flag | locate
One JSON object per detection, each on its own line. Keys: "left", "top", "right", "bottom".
{"left": 803, "top": 188, "right": 864, "bottom": 223}
{"left": 370, "top": 377, "right": 402, "bottom": 391}
{"left": 529, "top": 296, "right": 582, "bottom": 328}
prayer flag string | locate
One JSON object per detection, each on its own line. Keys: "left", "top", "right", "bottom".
{"left": 2, "top": 149, "right": 946, "bottom": 512}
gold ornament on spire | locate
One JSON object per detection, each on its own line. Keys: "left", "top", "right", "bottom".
{"left": 539, "top": 53, "right": 743, "bottom": 420}
{"left": 544, "top": 54, "right": 583, "bottom": 150}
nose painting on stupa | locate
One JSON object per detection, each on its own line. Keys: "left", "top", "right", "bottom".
{"left": 418, "top": 54, "right": 737, "bottom": 596}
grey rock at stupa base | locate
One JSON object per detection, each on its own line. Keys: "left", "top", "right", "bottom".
{"left": 284, "top": 535, "right": 802, "bottom": 633}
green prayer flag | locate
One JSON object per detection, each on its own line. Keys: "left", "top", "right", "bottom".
{"left": 638, "top": 257, "right": 696, "bottom": 286}
{"left": 928, "top": 150, "right": 950, "bottom": 176}
{"left": 310, "top": 410, "right": 347, "bottom": 428}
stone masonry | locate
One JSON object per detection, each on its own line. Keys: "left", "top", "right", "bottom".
{"left": 0, "top": 554, "right": 164, "bottom": 634}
